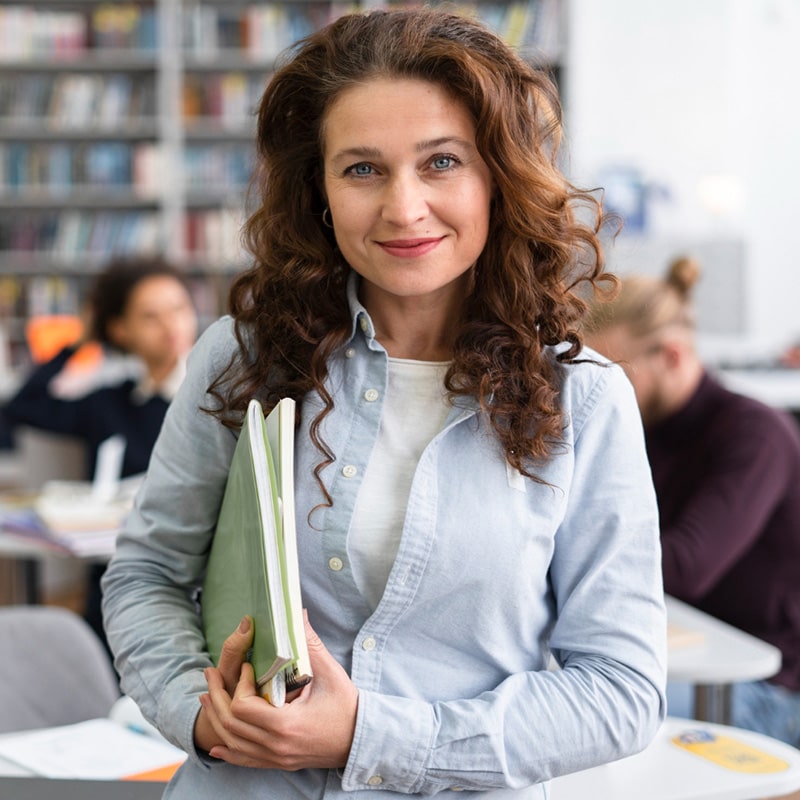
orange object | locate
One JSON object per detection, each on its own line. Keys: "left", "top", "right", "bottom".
{"left": 25, "top": 314, "right": 83, "bottom": 363}
{"left": 24, "top": 315, "right": 102, "bottom": 371}
{"left": 122, "top": 760, "right": 184, "bottom": 782}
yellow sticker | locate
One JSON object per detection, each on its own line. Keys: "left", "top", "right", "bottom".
{"left": 672, "top": 729, "right": 789, "bottom": 773}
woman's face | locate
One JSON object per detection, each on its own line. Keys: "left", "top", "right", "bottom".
{"left": 107, "top": 275, "right": 197, "bottom": 370}
{"left": 322, "top": 77, "right": 493, "bottom": 312}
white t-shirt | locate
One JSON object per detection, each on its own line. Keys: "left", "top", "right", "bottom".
{"left": 348, "top": 357, "right": 451, "bottom": 610}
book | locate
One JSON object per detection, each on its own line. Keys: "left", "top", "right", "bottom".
{"left": 0, "top": 697, "right": 185, "bottom": 781}
{"left": 0, "top": 470, "right": 143, "bottom": 559}
{"left": 202, "top": 397, "right": 311, "bottom": 707}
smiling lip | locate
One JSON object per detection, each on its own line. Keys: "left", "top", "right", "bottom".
{"left": 377, "top": 237, "right": 443, "bottom": 258}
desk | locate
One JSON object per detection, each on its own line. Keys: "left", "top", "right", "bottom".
{"left": 0, "top": 529, "right": 108, "bottom": 604}
{"left": 0, "top": 777, "right": 165, "bottom": 799}
{"left": 551, "top": 716, "right": 800, "bottom": 800}
{"left": 667, "top": 596, "right": 782, "bottom": 724}
{"left": 0, "top": 487, "right": 118, "bottom": 604}
{"left": 716, "top": 367, "right": 800, "bottom": 411}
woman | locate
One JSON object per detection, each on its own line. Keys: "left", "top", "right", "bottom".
{"left": 103, "top": 9, "right": 666, "bottom": 797}
{"left": 584, "top": 257, "right": 800, "bottom": 747}
{"left": 5, "top": 255, "right": 197, "bottom": 637}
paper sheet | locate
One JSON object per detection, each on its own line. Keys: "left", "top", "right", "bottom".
{"left": 0, "top": 719, "right": 185, "bottom": 780}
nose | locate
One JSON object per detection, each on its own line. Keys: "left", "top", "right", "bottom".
{"left": 380, "top": 171, "right": 429, "bottom": 227}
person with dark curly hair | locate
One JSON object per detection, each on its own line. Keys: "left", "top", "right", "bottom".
{"left": 102, "top": 9, "right": 666, "bottom": 798}
{"left": 5, "top": 256, "right": 197, "bottom": 480}
{"left": 5, "top": 255, "right": 197, "bottom": 637}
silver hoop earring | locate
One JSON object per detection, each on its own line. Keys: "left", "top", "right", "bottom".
{"left": 322, "top": 207, "right": 334, "bottom": 229}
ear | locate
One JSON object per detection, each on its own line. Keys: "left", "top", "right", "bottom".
{"left": 106, "top": 317, "right": 130, "bottom": 350}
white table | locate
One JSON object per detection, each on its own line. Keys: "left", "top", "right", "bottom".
{"left": 716, "top": 367, "right": 800, "bottom": 411}
{"left": 551, "top": 716, "right": 800, "bottom": 800}
{"left": 666, "top": 595, "right": 782, "bottom": 724}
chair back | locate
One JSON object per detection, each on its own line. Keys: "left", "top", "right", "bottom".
{"left": 16, "top": 426, "right": 87, "bottom": 490}
{"left": 0, "top": 605, "right": 120, "bottom": 733}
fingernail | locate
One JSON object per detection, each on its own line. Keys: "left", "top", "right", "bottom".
{"left": 238, "top": 616, "right": 251, "bottom": 634}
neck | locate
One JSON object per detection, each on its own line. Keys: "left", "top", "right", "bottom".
{"left": 360, "top": 281, "right": 467, "bottom": 361}
{"left": 371, "top": 305, "right": 458, "bottom": 360}
{"left": 144, "top": 357, "right": 178, "bottom": 386}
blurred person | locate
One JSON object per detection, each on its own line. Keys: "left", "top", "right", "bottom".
{"left": 584, "top": 256, "right": 800, "bottom": 747}
{"left": 4, "top": 255, "right": 198, "bottom": 638}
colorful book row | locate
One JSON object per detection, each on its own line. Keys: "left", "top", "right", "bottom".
{"left": 182, "top": 72, "right": 266, "bottom": 124}
{"left": 0, "top": 208, "right": 245, "bottom": 265}
{"left": 0, "top": 211, "right": 162, "bottom": 260}
{"left": 0, "top": 143, "right": 254, "bottom": 195}
{"left": 182, "top": 3, "right": 352, "bottom": 60}
{"left": 0, "top": 4, "right": 158, "bottom": 61}
{"left": 0, "top": 272, "right": 232, "bottom": 327}
{"left": 0, "top": 74, "right": 156, "bottom": 127}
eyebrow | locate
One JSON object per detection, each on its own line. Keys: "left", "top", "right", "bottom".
{"left": 329, "top": 137, "right": 475, "bottom": 163}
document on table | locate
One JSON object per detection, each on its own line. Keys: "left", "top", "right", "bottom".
{"left": 0, "top": 719, "right": 186, "bottom": 780}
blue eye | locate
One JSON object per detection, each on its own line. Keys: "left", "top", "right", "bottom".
{"left": 350, "top": 163, "right": 373, "bottom": 176}
{"left": 432, "top": 155, "right": 456, "bottom": 170}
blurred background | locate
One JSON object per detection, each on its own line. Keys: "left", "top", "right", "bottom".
{"left": 564, "top": 0, "right": 800, "bottom": 365}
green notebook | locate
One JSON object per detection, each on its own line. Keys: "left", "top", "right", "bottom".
{"left": 202, "top": 397, "right": 311, "bottom": 706}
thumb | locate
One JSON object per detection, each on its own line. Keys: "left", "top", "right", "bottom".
{"left": 218, "top": 615, "right": 254, "bottom": 693}
{"left": 303, "top": 610, "right": 346, "bottom": 685}
{"left": 304, "top": 609, "right": 326, "bottom": 655}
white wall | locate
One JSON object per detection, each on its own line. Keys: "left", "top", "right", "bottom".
{"left": 564, "top": 0, "right": 800, "bottom": 362}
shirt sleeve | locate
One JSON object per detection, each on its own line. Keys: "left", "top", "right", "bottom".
{"left": 101, "top": 319, "right": 239, "bottom": 762}
{"left": 660, "top": 406, "right": 792, "bottom": 601}
{"left": 3, "top": 346, "right": 88, "bottom": 435}
{"left": 341, "top": 365, "right": 667, "bottom": 793}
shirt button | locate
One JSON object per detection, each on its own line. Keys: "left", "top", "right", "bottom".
{"left": 345, "top": 348, "right": 356, "bottom": 358}
{"left": 361, "top": 637, "right": 376, "bottom": 651}
{"left": 359, "top": 317, "right": 369, "bottom": 333}
{"left": 342, "top": 464, "right": 357, "bottom": 478}
{"left": 364, "top": 388, "right": 379, "bottom": 402}
{"left": 367, "top": 775, "right": 383, "bottom": 786}
{"left": 328, "top": 557, "right": 344, "bottom": 572}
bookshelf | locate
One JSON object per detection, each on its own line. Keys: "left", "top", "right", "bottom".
{"left": 0, "top": 0, "right": 564, "bottom": 372}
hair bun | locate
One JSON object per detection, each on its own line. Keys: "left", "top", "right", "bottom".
{"left": 665, "top": 255, "right": 701, "bottom": 299}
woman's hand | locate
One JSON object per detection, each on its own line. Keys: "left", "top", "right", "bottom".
{"left": 197, "top": 613, "right": 359, "bottom": 770}
{"left": 194, "top": 615, "right": 256, "bottom": 753}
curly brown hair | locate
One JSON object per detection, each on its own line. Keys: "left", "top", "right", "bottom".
{"left": 210, "top": 7, "right": 613, "bottom": 489}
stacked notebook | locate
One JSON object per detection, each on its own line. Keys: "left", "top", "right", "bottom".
{"left": 202, "top": 397, "right": 312, "bottom": 707}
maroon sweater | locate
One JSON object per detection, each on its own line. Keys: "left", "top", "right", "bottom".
{"left": 647, "top": 371, "right": 800, "bottom": 690}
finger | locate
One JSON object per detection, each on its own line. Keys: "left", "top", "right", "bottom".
{"left": 217, "top": 615, "right": 254, "bottom": 693}
{"left": 232, "top": 661, "right": 258, "bottom": 702}
{"left": 208, "top": 665, "right": 276, "bottom": 745}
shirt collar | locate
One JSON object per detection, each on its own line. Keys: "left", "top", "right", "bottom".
{"left": 132, "top": 357, "right": 187, "bottom": 404}
{"left": 345, "top": 271, "right": 377, "bottom": 345}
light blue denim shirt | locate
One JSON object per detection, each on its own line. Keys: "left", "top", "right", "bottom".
{"left": 102, "top": 279, "right": 666, "bottom": 799}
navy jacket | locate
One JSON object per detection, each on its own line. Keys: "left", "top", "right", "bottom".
{"left": 4, "top": 346, "right": 168, "bottom": 479}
